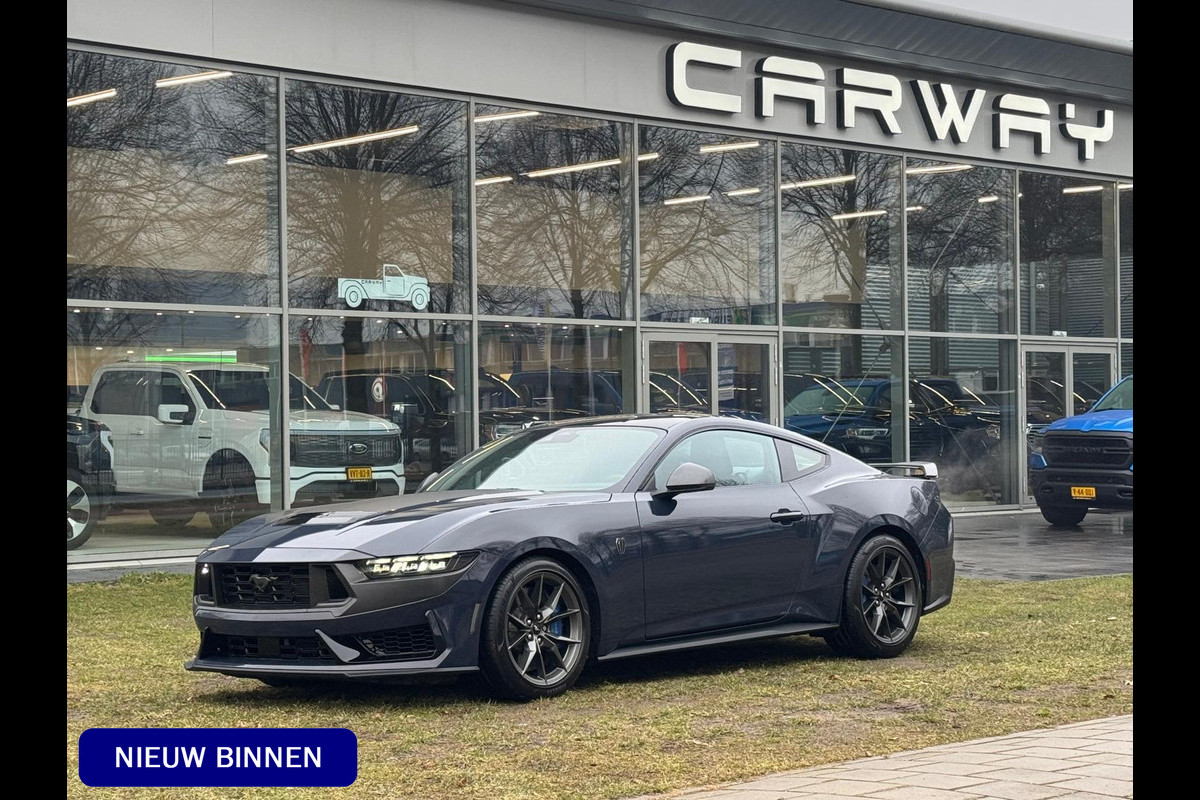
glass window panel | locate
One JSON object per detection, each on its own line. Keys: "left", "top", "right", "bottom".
{"left": 478, "top": 323, "right": 634, "bottom": 435}
{"left": 908, "top": 337, "right": 1018, "bottom": 506}
{"left": 475, "top": 105, "right": 633, "bottom": 318}
{"left": 906, "top": 160, "right": 1014, "bottom": 334}
{"left": 285, "top": 80, "right": 469, "bottom": 314}
{"left": 780, "top": 144, "right": 902, "bottom": 329}
{"left": 1019, "top": 174, "right": 1116, "bottom": 337}
{"left": 67, "top": 50, "right": 279, "bottom": 306}
{"left": 781, "top": 332, "right": 903, "bottom": 464}
{"left": 639, "top": 127, "right": 776, "bottom": 324}
{"left": 66, "top": 309, "right": 281, "bottom": 557}
{"left": 647, "top": 341, "right": 710, "bottom": 413}
{"left": 783, "top": 441, "right": 824, "bottom": 472}
{"left": 1119, "top": 182, "right": 1133, "bottom": 338}
{"left": 654, "top": 430, "right": 782, "bottom": 488}
{"left": 1120, "top": 342, "right": 1133, "bottom": 378}
{"left": 292, "top": 317, "right": 471, "bottom": 494}
{"left": 1071, "top": 352, "right": 1112, "bottom": 414}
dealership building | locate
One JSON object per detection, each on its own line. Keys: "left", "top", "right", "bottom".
{"left": 67, "top": 0, "right": 1133, "bottom": 562}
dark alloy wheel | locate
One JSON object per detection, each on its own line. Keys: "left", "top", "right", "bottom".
{"left": 480, "top": 557, "right": 591, "bottom": 700}
{"left": 67, "top": 470, "right": 96, "bottom": 550}
{"left": 825, "top": 534, "right": 923, "bottom": 658}
{"left": 1039, "top": 503, "right": 1088, "bottom": 527}
{"left": 203, "top": 452, "right": 260, "bottom": 531}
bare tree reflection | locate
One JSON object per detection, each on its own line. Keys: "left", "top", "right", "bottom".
{"left": 66, "top": 51, "right": 276, "bottom": 306}
{"left": 639, "top": 127, "right": 775, "bottom": 323}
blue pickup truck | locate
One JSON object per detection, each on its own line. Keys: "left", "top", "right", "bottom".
{"left": 1028, "top": 374, "right": 1133, "bottom": 526}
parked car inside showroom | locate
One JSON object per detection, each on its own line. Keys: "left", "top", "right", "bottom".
{"left": 67, "top": 414, "right": 115, "bottom": 550}
{"left": 79, "top": 362, "right": 405, "bottom": 527}
{"left": 186, "top": 414, "right": 954, "bottom": 700}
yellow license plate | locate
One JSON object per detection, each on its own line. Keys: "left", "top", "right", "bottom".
{"left": 346, "top": 467, "right": 373, "bottom": 481}
{"left": 1070, "top": 486, "right": 1096, "bottom": 499}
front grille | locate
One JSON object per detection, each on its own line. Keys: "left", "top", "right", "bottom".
{"left": 1043, "top": 434, "right": 1132, "bottom": 469}
{"left": 215, "top": 564, "right": 311, "bottom": 608}
{"left": 1042, "top": 471, "right": 1131, "bottom": 486}
{"left": 354, "top": 624, "right": 440, "bottom": 661}
{"left": 290, "top": 432, "right": 402, "bottom": 467}
{"left": 214, "top": 634, "right": 335, "bottom": 663}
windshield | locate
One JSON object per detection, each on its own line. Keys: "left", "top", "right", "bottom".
{"left": 1092, "top": 376, "right": 1133, "bottom": 412}
{"left": 426, "top": 426, "right": 663, "bottom": 492}
{"left": 187, "top": 370, "right": 332, "bottom": 412}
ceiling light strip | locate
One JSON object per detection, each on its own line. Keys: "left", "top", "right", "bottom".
{"left": 67, "top": 88, "right": 117, "bottom": 107}
{"left": 155, "top": 70, "right": 233, "bottom": 88}
{"left": 475, "top": 110, "right": 541, "bottom": 123}
{"left": 831, "top": 209, "right": 887, "bottom": 221}
{"left": 664, "top": 194, "right": 711, "bottom": 206}
{"left": 906, "top": 164, "right": 974, "bottom": 175}
{"left": 290, "top": 125, "right": 419, "bottom": 153}
{"left": 523, "top": 157, "right": 621, "bottom": 178}
{"left": 781, "top": 175, "right": 856, "bottom": 190}
{"left": 698, "top": 140, "right": 760, "bottom": 154}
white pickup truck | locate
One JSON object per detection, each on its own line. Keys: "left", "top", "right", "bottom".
{"left": 337, "top": 263, "right": 430, "bottom": 310}
{"left": 78, "top": 362, "right": 405, "bottom": 527}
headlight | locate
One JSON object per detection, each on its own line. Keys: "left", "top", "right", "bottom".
{"left": 358, "top": 551, "right": 477, "bottom": 578}
{"left": 1028, "top": 430, "right": 1045, "bottom": 453}
{"left": 847, "top": 427, "right": 888, "bottom": 439}
{"left": 259, "top": 428, "right": 271, "bottom": 451}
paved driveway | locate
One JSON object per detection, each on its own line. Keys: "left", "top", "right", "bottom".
{"left": 952, "top": 510, "right": 1132, "bottom": 581}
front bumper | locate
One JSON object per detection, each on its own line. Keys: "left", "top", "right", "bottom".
{"left": 1030, "top": 467, "right": 1133, "bottom": 509}
{"left": 253, "top": 467, "right": 406, "bottom": 506}
{"left": 186, "top": 553, "right": 495, "bottom": 680}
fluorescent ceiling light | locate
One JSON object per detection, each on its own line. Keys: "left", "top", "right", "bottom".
{"left": 906, "top": 164, "right": 973, "bottom": 175}
{"left": 1062, "top": 185, "right": 1104, "bottom": 194}
{"left": 637, "top": 153, "right": 660, "bottom": 162}
{"left": 724, "top": 188, "right": 761, "bottom": 197}
{"left": 905, "top": 205, "right": 925, "bottom": 212}
{"left": 475, "top": 175, "right": 514, "bottom": 186}
{"left": 523, "top": 157, "right": 620, "bottom": 178}
{"left": 67, "top": 88, "right": 116, "bottom": 107}
{"left": 475, "top": 110, "right": 541, "bottom": 123}
{"left": 831, "top": 209, "right": 887, "bottom": 221}
{"left": 1118, "top": 183, "right": 1133, "bottom": 190}
{"left": 290, "top": 125, "right": 419, "bottom": 153}
{"left": 699, "top": 140, "right": 760, "bottom": 154}
{"left": 155, "top": 70, "right": 233, "bottom": 88}
{"left": 226, "top": 153, "right": 268, "bottom": 165}
{"left": 977, "top": 195, "right": 999, "bottom": 203}
{"left": 781, "top": 175, "right": 856, "bottom": 190}
{"left": 664, "top": 193, "right": 711, "bottom": 206}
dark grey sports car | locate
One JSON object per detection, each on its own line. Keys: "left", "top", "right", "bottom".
{"left": 186, "top": 415, "right": 954, "bottom": 699}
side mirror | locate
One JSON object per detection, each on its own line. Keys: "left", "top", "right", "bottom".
{"left": 656, "top": 462, "right": 717, "bottom": 497}
{"left": 157, "top": 403, "right": 189, "bottom": 424}
{"left": 416, "top": 472, "right": 440, "bottom": 492}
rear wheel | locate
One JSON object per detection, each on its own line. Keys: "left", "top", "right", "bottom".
{"left": 203, "top": 452, "right": 260, "bottom": 531}
{"left": 343, "top": 284, "right": 364, "bottom": 308}
{"left": 479, "top": 557, "right": 591, "bottom": 700}
{"left": 67, "top": 470, "right": 96, "bottom": 550}
{"left": 149, "top": 506, "right": 196, "bottom": 526}
{"left": 409, "top": 286, "right": 430, "bottom": 311}
{"left": 825, "top": 534, "right": 922, "bottom": 658}
{"left": 1039, "top": 503, "right": 1088, "bottom": 527}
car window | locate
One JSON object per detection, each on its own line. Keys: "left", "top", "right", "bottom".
{"left": 151, "top": 371, "right": 194, "bottom": 412}
{"left": 653, "top": 430, "right": 782, "bottom": 489}
{"left": 90, "top": 371, "right": 151, "bottom": 416}
{"left": 782, "top": 441, "right": 824, "bottom": 473}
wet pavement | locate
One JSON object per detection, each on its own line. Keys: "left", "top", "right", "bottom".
{"left": 953, "top": 509, "right": 1133, "bottom": 581}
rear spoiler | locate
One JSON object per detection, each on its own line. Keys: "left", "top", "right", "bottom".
{"left": 876, "top": 462, "right": 939, "bottom": 479}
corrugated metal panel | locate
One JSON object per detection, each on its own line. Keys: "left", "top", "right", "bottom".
{"left": 498, "top": 0, "right": 1132, "bottom": 103}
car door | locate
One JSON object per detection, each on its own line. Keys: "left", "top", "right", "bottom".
{"left": 86, "top": 369, "right": 153, "bottom": 491}
{"left": 635, "top": 429, "right": 812, "bottom": 640}
{"left": 148, "top": 369, "right": 199, "bottom": 492}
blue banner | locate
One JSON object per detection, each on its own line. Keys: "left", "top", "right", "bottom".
{"left": 78, "top": 728, "right": 357, "bottom": 787}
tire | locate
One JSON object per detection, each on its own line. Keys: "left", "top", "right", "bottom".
{"left": 825, "top": 534, "right": 923, "bottom": 659}
{"left": 67, "top": 470, "right": 96, "bottom": 551}
{"left": 149, "top": 506, "right": 196, "bottom": 526}
{"left": 203, "top": 452, "right": 260, "bottom": 531}
{"left": 343, "top": 284, "right": 364, "bottom": 308}
{"left": 409, "top": 286, "right": 430, "bottom": 311}
{"left": 1039, "top": 503, "right": 1088, "bottom": 527}
{"left": 479, "top": 557, "right": 591, "bottom": 700}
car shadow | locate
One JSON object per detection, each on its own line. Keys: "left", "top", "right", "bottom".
{"left": 196, "top": 634, "right": 838, "bottom": 708}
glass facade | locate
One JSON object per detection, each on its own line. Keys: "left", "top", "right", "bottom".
{"left": 66, "top": 46, "right": 1132, "bottom": 558}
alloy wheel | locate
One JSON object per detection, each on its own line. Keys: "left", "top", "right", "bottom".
{"left": 67, "top": 478, "right": 91, "bottom": 543}
{"left": 859, "top": 545, "right": 918, "bottom": 644}
{"left": 503, "top": 570, "right": 585, "bottom": 687}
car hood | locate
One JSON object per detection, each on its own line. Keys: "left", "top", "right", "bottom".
{"left": 1046, "top": 409, "right": 1133, "bottom": 432}
{"left": 197, "top": 489, "right": 610, "bottom": 561}
{"left": 289, "top": 410, "right": 399, "bottom": 432}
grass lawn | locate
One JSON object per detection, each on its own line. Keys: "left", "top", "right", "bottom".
{"left": 67, "top": 573, "right": 1132, "bottom": 799}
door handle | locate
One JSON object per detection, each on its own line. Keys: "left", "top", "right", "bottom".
{"left": 130, "top": 430, "right": 146, "bottom": 436}
{"left": 770, "top": 509, "right": 806, "bottom": 524}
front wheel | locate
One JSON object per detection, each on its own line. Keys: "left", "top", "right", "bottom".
{"left": 409, "top": 286, "right": 430, "bottom": 311}
{"left": 343, "top": 284, "right": 364, "bottom": 308}
{"left": 203, "top": 453, "right": 260, "bottom": 531}
{"left": 1039, "top": 503, "right": 1087, "bottom": 527}
{"left": 825, "top": 534, "right": 923, "bottom": 658}
{"left": 67, "top": 470, "right": 96, "bottom": 550}
{"left": 479, "top": 558, "right": 591, "bottom": 700}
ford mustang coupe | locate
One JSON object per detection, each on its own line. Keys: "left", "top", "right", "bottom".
{"left": 186, "top": 415, "right": 954, "bottom": 699}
